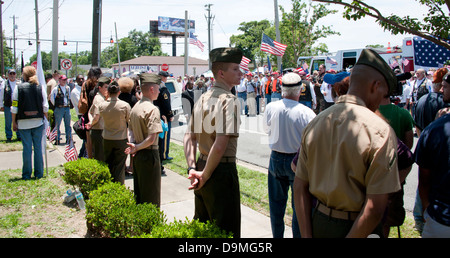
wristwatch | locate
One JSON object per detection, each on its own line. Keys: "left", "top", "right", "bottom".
{"left": 187, "top": 167, "right": 196, "bottom": 174}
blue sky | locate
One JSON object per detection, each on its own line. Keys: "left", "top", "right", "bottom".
{"left": 3, "top": 0, "right": 427, "bottom": 65}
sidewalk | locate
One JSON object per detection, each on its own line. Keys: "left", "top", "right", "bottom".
{"left": 1, "top": 126, "right": 293, "bottom": 238}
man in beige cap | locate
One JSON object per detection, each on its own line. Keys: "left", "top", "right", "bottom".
{"left": 294, "top": 49, "right": 401, "bottom": 238}
{"left": 184, "top": 47, "right": 243, "bottom": 237}
{"left": 125, "top": 73, "right": 163, "bottom": 206}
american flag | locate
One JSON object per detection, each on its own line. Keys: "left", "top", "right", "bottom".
{"left": 260, "top": 33, "right": 287, "bottom": 57}
{"left": 326, "top": 57, "right": 338, "bottom": 65}
{"left": 413, "top": 36, "right": 450, "bottom": 68}
{"left": 189, "top": 32, "right": 204, "bottom": 52}
{"left": 240, "top": 56, "right": 251, "bottom": 72}
{"left": 295, "top": 67, "right": 304, "bottom": 73}
{"left": 47, "top": 127, "right": 57, "bottom": 142}
{"left": 402, "top": 58, "right": 410, "bottom": 66}
{"left": 64, "top": 140, "right": 78, "bottom": 162}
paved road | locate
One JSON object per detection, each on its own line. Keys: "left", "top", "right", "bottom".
{"left": 172, "top": 114, "right": 419, "bottom": 213}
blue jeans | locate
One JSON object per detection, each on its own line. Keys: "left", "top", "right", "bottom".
{"left": 271, "top": 92, "right": 282, "bottom": 102}
{"left": 54, "top": 107, "right": 71, "bottom": 142}
{"left": 3, "top": 106, "right": 20, "bottom": 140}
{"left": 265, "top": 94, "right": 272, "bottom": 105}
{"left": 19, "top": 123, "right": 44, "bottom": 179}
{"left": 256, "top": 95, "right": 261, "bottom": 115}
{"left": 268, "top": 151, "right": 301, "bottom": 238}
{"left": 237, "top": 92, "right": 248, "bottom": 115}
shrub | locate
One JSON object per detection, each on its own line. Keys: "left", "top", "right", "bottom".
{"left": 63, "top": 158, "right": 111, "bottom": 198}
{"left": 143, "top": 218, "right": 233, "bottom": 238}
{"left": 85, "top": 182, "right": 166, "bottom": 238}
{"left": 85, "top": 182, "right": 135, "bottom": 236}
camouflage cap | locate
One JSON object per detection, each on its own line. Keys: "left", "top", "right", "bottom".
{"left": 98, "top": 76, "right": 112, "bottom": 84}
{"left": 355, "top": 49, "right": 397, "bottom": 95}
{"left": 139, "top": 73, "right": 161, "bottom": 85}
{"left": 209, "top": 47, "right": 243, "bottom": 64}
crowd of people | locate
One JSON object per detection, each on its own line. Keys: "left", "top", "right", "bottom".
{"left": 1, "top": 45, "right": 450, "bottom": 238}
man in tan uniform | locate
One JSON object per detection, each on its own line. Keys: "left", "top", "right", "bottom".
{"left": 98, "top": 81, "right": 131, "bottom": 184}
{"left": 294, "top": 49, "right": 401, "bottom": 238}
{"left": 184, "top": 47, "right": 243, "bottom": 238}
{"left": 125, "top": 73, "right": 162, "bottom": 206}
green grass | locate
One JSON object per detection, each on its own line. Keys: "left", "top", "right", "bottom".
{"left": 0, "top": 112, "right": 22, "bottom": 152}
{"left": 0, "top": 167, "right": 86, "bottom": 238}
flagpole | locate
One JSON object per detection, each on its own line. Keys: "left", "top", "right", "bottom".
{"left": 184, "top": 10, "right": 189, "bottom": 76}
{"left": 274, "top": 0, "right": 282, "bottom": 72}
{"left": 35, "top": 0, "right": 49, "bottom": 177}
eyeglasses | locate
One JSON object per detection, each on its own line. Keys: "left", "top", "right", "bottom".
{"left": 9, "top": 73, "right": 16, "bottom": 75}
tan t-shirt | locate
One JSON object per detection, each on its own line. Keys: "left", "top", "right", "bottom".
{"left": 128, "top": 97, "right": 162, "bottom": 148}
{"left": 187, "top": 82, "right": 241, "bottom": 158}
{"left": 296, "top": 95, "right": 400, "bottom": 212}
{"left": 99, "top": 97, "right": 131, "bottom": 140}
{"left": 90, "top": 92, "right": 106, "bottom": 130}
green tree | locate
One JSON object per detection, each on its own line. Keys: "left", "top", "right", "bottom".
{"left": 1, "top": 30, "right": 14, "bottom": 75}
{"left": 313, "top": 0, "right": 450, "bottom": 50}
{"left": 230, "top": 20, "right": 276, "bottom": 69}
{"left": 280, "top": 0, "right": 340, "bottom": 68}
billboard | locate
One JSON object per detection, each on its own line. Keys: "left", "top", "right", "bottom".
{"left": 158, "top": 16, "right": 195, "bottom": 35}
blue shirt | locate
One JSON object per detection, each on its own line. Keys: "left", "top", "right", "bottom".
{"left": 415, "top": 113, "right": 450, "bottom": 226}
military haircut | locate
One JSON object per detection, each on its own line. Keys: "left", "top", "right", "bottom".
{"left": 211, "top": 62, "right": 233, "bottom": 78}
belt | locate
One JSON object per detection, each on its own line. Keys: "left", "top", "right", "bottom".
{"left": 273, "top": 150, "right": 297, "bottom": 156}
{"left": 198, "top": 153, "right": 236, "bottom": 163}
{"left": 316, "top": 202, "right": 360, "bottom": 221}
{"left": 148, "top": 145, "right": 158, "bottom": 150}
{"left": 56, "top": 105, "right": 70, "bottom": 108}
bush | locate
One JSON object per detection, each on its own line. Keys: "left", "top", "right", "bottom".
{"left": 143, "top": 218, "right": 233, "bottom": 238}
{"left": 86, "top": 182, "right": 166, "bottom": 238}
{"left": 63, "top": 158, "right": 111, "bottom": 198}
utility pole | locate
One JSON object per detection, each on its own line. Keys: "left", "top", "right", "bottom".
{"left": 114, "top": 22, "right": 121, "bottom": 77}
{"left": 0, "top": 1, "right": 4, "bottom": 75}
{"left": 274, "top": 0, "right": 282, "bottom": 72}
{"left": 92, "top": 0, "right": 102, "bottom": 67}
{"left": 34, "top": 0, "right": 40, "bottom": 51}
{"left": 184, "top": 10, "right": 188, "bottom": 76}
{"left": 52, "top": 0, "right": 58, "bottom": 72}
{"left": 11, "top": 15, "right": 17, "bottom": 70}
{"left": 205, "top": 4, "right": 214, "bottom": 69}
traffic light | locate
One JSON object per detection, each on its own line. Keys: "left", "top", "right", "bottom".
{"left": 63, "top": 40, "right": 67, "bottom": 46}
{"left": 110, "top": 37, "right": 114, "bottom": 43}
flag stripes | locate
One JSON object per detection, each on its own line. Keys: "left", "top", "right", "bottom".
{"left": 260, "top": 33, "right": 287, "bottom": 57}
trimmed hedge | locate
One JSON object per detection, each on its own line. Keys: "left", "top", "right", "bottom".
{"left": 144, "top": 219, "right": 233, "bottom": 238}
{"left": 86, "top": 182, "right": 166, "bottom": 238}
{"left": 63, "top": 158, "right": 111, "bottom": 198}
{"left": 65, "top": 158, "right": 231, "bottom": 238}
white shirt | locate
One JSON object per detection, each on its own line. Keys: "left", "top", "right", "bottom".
{"left": 320, "top": 81, "right": 334, "bottom": 103}
{"left": 50, "top": 84, "right": 70, "bottom": 106}
{"left": 401, "top": 83, "right": 412, "bottom": 104}
{"left": 263, "top": 98, "right": 316, "bottom": 153}
{"left": 0, "top": 80, "right": 17, "bottom": 108}
{"left": 11, "top": 83, "right": 49, "bottom": 130}
{"left": 409, "top": 78, "right": 432, "bottom": 101}
{"left": 236, "top": 78, "right": 247, "bottom": 93}
{"left": 71, "top": 84, "right": 82, "bottom": 115}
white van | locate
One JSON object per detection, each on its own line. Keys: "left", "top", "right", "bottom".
{"left": 164, "top": 78, "right": 183, "bottom": 123}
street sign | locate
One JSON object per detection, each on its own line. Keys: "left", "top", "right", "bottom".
{"left": 31, "top": 61, "right": 38, "bottom": 69}
{"left": 60, "top": 59, "right": 72, "bottom": 70}
{"left": 161, "top": 63, "right": 169, "bottom": 72}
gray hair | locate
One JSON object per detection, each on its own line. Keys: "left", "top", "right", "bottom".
{"left": 281, "top": 85, "right": 301, "bottom": 98}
